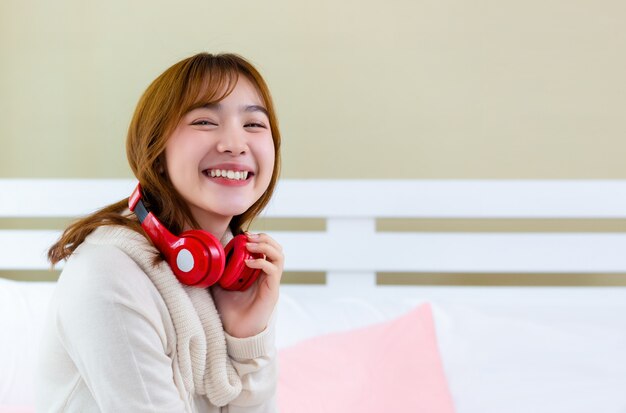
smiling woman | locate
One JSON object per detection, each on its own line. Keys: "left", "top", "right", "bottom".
{"left": 38, "top": 53, "right": 284, "bottom": 412}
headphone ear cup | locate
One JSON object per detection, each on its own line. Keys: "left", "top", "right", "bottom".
{"left": 171, "top": 230, "right": 225, "bottom": 288}
{"left": 219, "top": 234, "right": 263, "bottom": 291}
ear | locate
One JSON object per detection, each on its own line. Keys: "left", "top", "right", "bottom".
{"left": 156, "top": 159, "right": 165, "bottom": 174}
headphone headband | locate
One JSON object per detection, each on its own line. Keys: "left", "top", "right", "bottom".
{"left": 128, "top": 184, "right": 179, "bottom": 259}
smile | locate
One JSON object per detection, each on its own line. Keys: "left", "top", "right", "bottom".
{"left": 203, "top": 169, "right": 252, "bottom": 181}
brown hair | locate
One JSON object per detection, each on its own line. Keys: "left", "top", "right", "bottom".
{"left": 48, "top": 52, "right": 282, "bottom": 265}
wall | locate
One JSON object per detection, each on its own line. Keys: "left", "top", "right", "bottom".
{"left": 2, "top": 0, "right": 625, "bottom": 284}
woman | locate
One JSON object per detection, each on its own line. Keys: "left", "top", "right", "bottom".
{"left": 37, "top": 52, "right": 283, "bottom": 412}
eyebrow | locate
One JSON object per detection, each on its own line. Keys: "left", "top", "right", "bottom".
{"left": 244, "top": 104, "right": 269, "bottom": 117}
{"left": 198, "top": 103, "right": 269, "bottom": 118}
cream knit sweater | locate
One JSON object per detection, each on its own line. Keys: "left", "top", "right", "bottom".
{"left": 36, "top": 225, "right": 278, "bottom": 412}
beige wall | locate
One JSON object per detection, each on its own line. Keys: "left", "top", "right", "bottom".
{"left": 2, "top": 1, "right": 625, "bottom": 285}
{"left": 1, "top": 0, "right": 625, "bottom": 179}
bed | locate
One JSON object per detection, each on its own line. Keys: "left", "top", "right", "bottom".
{"left": 2, "top": 179, "right": 626, "bottom": 412}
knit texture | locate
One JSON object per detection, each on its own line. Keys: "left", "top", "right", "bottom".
{"left": 85, "top": 225, "right": 242, "bottom": 406}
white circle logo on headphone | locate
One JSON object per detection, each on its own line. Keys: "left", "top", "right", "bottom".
{"left": 176, "top": 249, "right": 195, "bottom": 272}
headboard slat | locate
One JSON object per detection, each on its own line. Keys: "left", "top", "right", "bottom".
{"left": 4, "top": 230, "right": 626, "bottom": 273}
{"left": 3, "top": 179, "right": 626, "bottom": 218}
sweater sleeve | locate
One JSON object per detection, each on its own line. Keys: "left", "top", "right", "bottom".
{"left": 221, "top": 309, "right": 279, "bottom": 412}
{"left": 54, "top": 243, "right": 188, "bottom": 412}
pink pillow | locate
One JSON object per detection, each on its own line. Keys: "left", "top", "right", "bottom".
{"left": 277, "top": 304, "right": 455, "bottom": 413}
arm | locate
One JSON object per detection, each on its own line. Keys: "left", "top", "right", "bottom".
{"left": 222, "top": 309, "right": 279, "bottom": 412}
{"left": 211, "top": 232, "right": 283, "bottom": 412}
{"left": 55, "top": 243, "right": 187, "bottom": 412}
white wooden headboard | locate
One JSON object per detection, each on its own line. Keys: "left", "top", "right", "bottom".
{"left": 2, "top": 179, "right": 626, "bottom": 289}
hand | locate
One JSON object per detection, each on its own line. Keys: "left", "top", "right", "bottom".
{"left": 210, "top": 232, "right": 284, "bottom": 338}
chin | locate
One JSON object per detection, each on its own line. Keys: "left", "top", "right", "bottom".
{"left": 212, "top": 203, "right": 253, "bottom": 218}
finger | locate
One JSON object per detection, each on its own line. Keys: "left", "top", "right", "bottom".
{"left": 245, "top": 258, "right": 282, "bottom": 282}
{"left": 246, "top": 242, "right": 284, "bottom": 265}
{"left": 246, "top": 232, "right": 283, "bottom": 252}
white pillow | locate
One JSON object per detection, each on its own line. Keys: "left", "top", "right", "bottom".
{"left": 0, "top": 279, "right": 56, "bottom": 404}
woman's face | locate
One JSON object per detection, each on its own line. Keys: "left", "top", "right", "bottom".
{"left": 164, "top": 75, "right": 275, "bottom": 233}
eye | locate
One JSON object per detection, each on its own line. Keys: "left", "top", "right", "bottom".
{"left": 191, "top": 119, "right": 218, "bottom": 126}
{"left": 244, "top": 122, "right": 267, "bottom": 129}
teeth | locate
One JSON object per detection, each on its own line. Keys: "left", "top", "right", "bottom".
{"left": 208, "top": 169, "right": 250, "bottom": 181}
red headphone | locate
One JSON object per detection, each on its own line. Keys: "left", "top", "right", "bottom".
{"left": 128, "top": 183, "right": 262, "bottom": 291}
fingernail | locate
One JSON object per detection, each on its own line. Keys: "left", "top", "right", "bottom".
{"left": 246, "top": 233, "right": 259, "bottom": 238}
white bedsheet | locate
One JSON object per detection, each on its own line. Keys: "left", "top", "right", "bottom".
{"left": 2, "top": 279, "right": 626, "bottom": 412}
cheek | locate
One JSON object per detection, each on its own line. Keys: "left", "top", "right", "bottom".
{"left": 163, "top": 133, "right": 181, "bottom": 167}
{"left": 257, "top": 136, "right": 276, "bottom": 171}
{"left": 164, "top": 135, "right": 199, "bottom": 172}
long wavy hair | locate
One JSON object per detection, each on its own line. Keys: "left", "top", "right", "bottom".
{"left": 48, "top": 53, "right": 282, "bottom": 265}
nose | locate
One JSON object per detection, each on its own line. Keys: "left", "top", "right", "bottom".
{"left": 216, "top": 124, "right": 248, "bottom": 155}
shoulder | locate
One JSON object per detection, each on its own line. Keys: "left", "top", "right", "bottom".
{"left": 54, "top": 226, "right": 165, "bottom": 321}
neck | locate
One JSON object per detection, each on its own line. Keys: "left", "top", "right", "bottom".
{"left": 185, "top": 205, "right": 232, "bottom": 241}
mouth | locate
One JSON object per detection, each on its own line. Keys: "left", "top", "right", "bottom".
{"left": 202, "top": 168, "right": 254, "bottom": 182}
